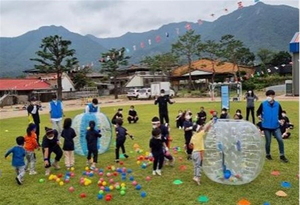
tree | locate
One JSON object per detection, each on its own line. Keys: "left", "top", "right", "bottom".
{"left": 257, "top": 48, "right": 274, "bottom": 75}
{"left": 99, "top": 47, "right": 130, "bottom": 99}
{"left": 70, "top": 65, "right": 92, "bottom": 90}
{"left": 270, "top": 51, "right": 292, "bottom": 66}
{"left": 202, "top": 40, "right": 222, "bottom": 83}
{"left": 31, "top": 35, "right": 78, "bottom": 100}
{"left": 141, "top": 53, "right": 178, "bottom": 77}
{"left": 219, "top": 35, "right": 244, "bottom": 80}
{"left": 172, "top": 30, "right": 203, "bottom": 91}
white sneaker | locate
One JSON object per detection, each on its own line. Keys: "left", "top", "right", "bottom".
{"left": 152, "top": 171, "right": 156, "bottom": 176}
{"left": 29, "top": 171, "right": 37, "bottom": 175}
{"left": 193, "top": 176, "right": 200, "bottom": 185}
{"left": 179, "top": 126, "right": 182, "bottom": 130}
{"left": 156, "top": 170, "right": 162, "bottom": 176}
{"left": 45, "top": 168, "right": 50, "bottom": 176}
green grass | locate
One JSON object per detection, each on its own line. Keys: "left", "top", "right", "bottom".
{"left": 0, "top": 101, "right": 299, "bottom": 205}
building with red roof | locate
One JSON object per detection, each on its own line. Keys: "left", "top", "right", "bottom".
{"left": 0, "top": 78, "right": 53, "bottom": 106}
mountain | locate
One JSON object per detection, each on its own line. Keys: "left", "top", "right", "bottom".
{"left": 0, "top": 2, "right": 298, "bottom": 77}
{"left": 0, "top": 26, "right": 107, "bottom": 77}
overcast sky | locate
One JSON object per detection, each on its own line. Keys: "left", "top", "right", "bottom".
{"left": 0, "top": 0, "right": 298, "bottom": 38}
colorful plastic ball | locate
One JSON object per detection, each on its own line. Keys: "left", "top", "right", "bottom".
{"left": 127, "top": 169, "right": 132, "bottom": 173}
{"left": 57, "top": 173, "right": 63, "bottom": 178}
{"left": 121, "top": 183, "right": 126, "bottom": 187}
{"left": 89, "top": 172, "right": 94, "bottom": 177}
{"left": 113, "top": 172, "right": 118, "bottom": 176}
{"left": 135, "top": 184, "right": 142, "bottom": 190}
{"left": 119, "top": 161, "right": 124, "bottom": 165}
{"left": 102, "top": 181, "right": 107, "bottom": 186}
{"left": 64, "top": 178, "right": 70, "bottom": 183}
{"left": 141, "top": 163, "right": 147, "bottom": 169}
{"left": 70, "top": 167, "right": 75, "bottom": 171}
{"left": 105, "top": 187, "right": 110, "bottom": 192}
{"left": 56, "top": 178, "right": 61, "bottom": 183}
{"left": 129, "top": 176, "right": 134, "bottom": 181}
{"left": 121, "top": 176, "right": 126, "bottom": 180}
{"left": 59, "top": 181, "right": 64, "bottom": 186}
{"left": 106, "top": 172, "right": 112, "bottom": 177}
{"left": 68, "top": 186, "right": 75, "bottom": 192}
{"left": 99, "top": 168, "right": 104, "bottom": 172}
{"left": 132, "top": 181, "right": 138, "bottom": 186}
{"left": 109, "top": 185, "right": 114, "bottom": 190}
{"left": 109, "top": 178, "right": 114, "bottom": 184}
{"left": 97, "top": 194, "right": 103, "bottom": 200}
{"left": 145, "top": 176, "right": 151, "bottom": 181}
{"left": 100, "top": 186, "right": 105, "bottom": 190}
{"left": 80, "top": 193, "right": 87, "bottom": 198}
{"left": 85, "top": 167, "right": 89, "bottom": 171}
{"left": 39, "top": 178, "right": 45, "bottom": 183}
{"left": 98, "top": 190, "right": 104, "bottom": 194}
{"left": 70, "top": 172, "right": 75, "bottom": 177}
{"left": 98, "top": 172, "right": 103, "bottom": 176}
{"left": 224, "top": 170, "right": 232, "bottom": 179}
{"left": 111, "top": 166, "right": 116, "bottom": 171}
{"left": 140, "top": 191, "right": 147, "bottom": 198}
{"left": 136, "top": 161, "right": 141, "bottom": 165}
{"left": 121, "top": 187, "right": 126, "bottom": 191}
{"left": 120, "top": 190, "right": 126, "bottom": 196}
{"left": 115, "top": 185, "right": 120, "bottom": 190}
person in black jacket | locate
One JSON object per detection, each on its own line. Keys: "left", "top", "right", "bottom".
{"left": 86, "top": 121, "right": 102, "bottom": 169}
{"left": 154, "top": 89, "right": 175, "bottom": 126}
{"left": 112, "top": 108, "right": 123, "bottom": 125}
{"left": 127, "top": 105, "right": 139, "bottom": 123}
{"left": 27, "top": 97, "right": 41, "bottom": 145}
{"left": 196, "top": 107, "right": 207, "bottom": 126}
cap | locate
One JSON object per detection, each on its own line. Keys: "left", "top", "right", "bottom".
{"left": 30, "top": 97, "right": 37, "bottom": 101}
{"left": 118, "top": 108, "right": 123, "bottom": 111}
{"left": 151, "top": 116, "right": 160, "bottom": 123}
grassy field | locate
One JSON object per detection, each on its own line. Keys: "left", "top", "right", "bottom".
{"left": 0, "top": 100, "right": 298, "bottom": 205}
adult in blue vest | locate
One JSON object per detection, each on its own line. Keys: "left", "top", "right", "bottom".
{"left": 256, "top": 90, "right": 288, "bottom": 163}
{"left": 49, "top": 94, "right": 64, "bottom": 137}
{"left": 85, "top": 98, "right": 99, "bottom": 113}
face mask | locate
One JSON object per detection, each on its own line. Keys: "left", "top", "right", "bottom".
{"left": 248, "top": 91, "right": 252, "bottom": 94}
{"left": 161, "top": 94, "right": 165, "bottom": 97}
{"left": 282, "top": 113, "right": 286, "bottom": 117}
{"left": 47, "top": 136, "right": 54, "bottom": 140}
{"left": 266, "top": 96, "right": 272, "bottom": 102}
{"left": 179, "top": 112, "right": 182, "bottom": 115}
{"left": 130, "top": 108, "right": 133, "bottom": 111}
{"left": 119, "top": 111, "right": 122, "bottom": 114}
{"left": 152, "top": 125, "right": 157, "bottom": 129}
{"left": 222, "top": 111, "right": 225, "bottom": 114}
{"left": 185, "top": 116, "right": 191, "bottom": 120}
{"left": 236, "top": 112, "right": 241, "bottom": 115}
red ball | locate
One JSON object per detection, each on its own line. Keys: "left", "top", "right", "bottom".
{"left": 57, "top": 173, "right": 63, "bottom": 178}
{"left": 80, "top": 193, "right": 87, "bottom": 198}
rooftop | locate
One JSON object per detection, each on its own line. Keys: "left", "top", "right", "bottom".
{"left": 0, "top": 78, "right": 52, "bottom": 91}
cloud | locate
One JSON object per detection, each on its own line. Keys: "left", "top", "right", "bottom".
{"left": 0, "top": 0, "right": 298, "bottom": 38}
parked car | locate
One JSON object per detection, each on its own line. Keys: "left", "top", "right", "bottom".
{"left": 127, "top": 88, "right": 140, "bottom": 100}
{"left": 137, "top": 88, "right": 151, "bottom": 100}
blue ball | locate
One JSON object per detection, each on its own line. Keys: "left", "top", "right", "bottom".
{"left": 105, "top": 187, "right": 110, "bottom": 192}
{"left": 65, "top": 172, "right": 71, "bottom": 176}
{"left": 121, "top": 172, "right": 127, "bottom": 176}
{"left": 140, "top": 191, "right": 147, "bottom": 198}
{"left": 129, "top": 176, "right": 134, "bottom": 181}
{"left": 127, "top": 169, "right": 132, "bottom": 173}
{"left": 121, "top": 176, "right": 126, "bottom": 181}
{"left": 82, "top": 171, "right": 86, "bottom": 175}
{"left": 97, "top": 194, "right": 103, "bottom": 199}
{"left": 99, "top": 168, "right": 104, "bottom": 172}
{"left": 135, "top": 184, "right": 142, "bottom": 190}
{"left": 224, "top": 170, "right": 231, "bottom": 179}
{"left": 89, "top": 172, "right": 94, "bottom": 177}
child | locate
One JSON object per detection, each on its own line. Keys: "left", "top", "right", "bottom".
{"left": 220, "top": 108, "right": 230, "bottom": 119}
{"left": 189, "top": 122, "right": 212, "bottom": 185}
{"left": 149, "top": 128, "right": 165, "bottom": 176}
{"left": 196, "top": 107, "right": 207, "bottom": 126}
{"left": 5, "top": 136, "right": 26, "bottom": 185}
{"left": 280, "top": 118, "right": 292, "bottom": 139}
{"left": 176, "top": 110, "right": 184, "bottom": 129}
{"left": 115, "top": 119, "right": 134, "bottom": 163}
{"left": 85, "top": 98, "right": 100, "bottom": 113}
{"left": 24, "top": 123, "right": 39, "bottom": 175}
{"left": 61, "top": 118, "right": 77, "bottom": 169}
{"left": 112, "top": 108, "right": 123, "bottom": 125}
{"left": 235, "top": 109, "right": 243, "bottom": 119}
{"left": 282, "top": 110, "right": 293, "bottom": 128}
{"left": 42, "top": 127, "right": 63, "bottom": 175}
{"left": 183, "top": 112, "right": 193, "bottom": 160}
{"left": 86, "top": 120, "right": 102, "bottom": 169}
{"left": 233, "top": 114, "right": 240, "bottom": 120}
{"left": 127, "top": 105, "right": 139, "bottom": 123}
{"left": 151, "top": 116, "right": 175, "bottom": 166}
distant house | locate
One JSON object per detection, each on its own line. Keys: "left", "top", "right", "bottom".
{"left": 24, "top": 69, "right": 76, "bottom": 92}
{"left": 0, "top": 78, "right": 53, "bottom": 106}
{"left": 171, "top": 59, "right": 255, "bottom": 87}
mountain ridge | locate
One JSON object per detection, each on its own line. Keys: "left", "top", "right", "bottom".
{"left": 0, "top": 2, "right": 298, "bottom": 77}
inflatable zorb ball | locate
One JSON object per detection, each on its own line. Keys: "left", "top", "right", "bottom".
{"left": 72, "top": 112, "right": 112, "bottom": 156}
{"left": 203, "top": 119, "right": 265, "bottom": 185}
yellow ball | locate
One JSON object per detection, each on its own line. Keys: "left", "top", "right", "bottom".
{"left": 85, "top": 167, "right": 89, "bottom": 171}
{"left": 111, "top": 166, "right": 115, "bottom": 171}
{"left": 121, "top": 183, "right": 126, "bottom": 187}
{"left": 102, "top": 181, "right": 107, "bottom": 186}
{"left": 70, "top": 167, "right": 75, "bottom": 171}
{"left": 56, "top": 178, "right": 61, "bottom": 183}
{"left": 48, "top": 175, "right": 53, "bottom": 180}
{"left": 84, "top": 181, "right": 89, "bottom": 186}
{"left": 136, "top": 161, "right": 141, "bottom": 165}
{"left": 109, "top": 185, "right": 114, "bottom": 190}
{"left": 59, "top": 181, "right": 64, "bottom": 186}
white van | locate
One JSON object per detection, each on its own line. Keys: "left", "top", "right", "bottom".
{"left": 137, "top": 88, "right": 151, "bottom": 100}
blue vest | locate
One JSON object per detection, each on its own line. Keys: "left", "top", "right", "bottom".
{"left": 88, "top": 103, "right": 98, "bottom": 113}
{"left": 261, "top": 100, "right": 280, "bottom": 129}
{"left": 50, "top": 101, "right": 63, "bottom": 119}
